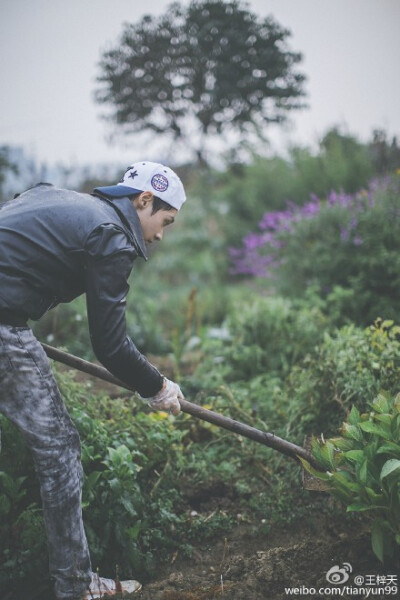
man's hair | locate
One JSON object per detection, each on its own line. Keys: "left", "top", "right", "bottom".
{"left": 151, "top": 196, "right": 175, "bottom": 215}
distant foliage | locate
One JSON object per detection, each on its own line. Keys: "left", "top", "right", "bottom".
{"left": 229, "top": 176, "right": 400, "bottom": 324}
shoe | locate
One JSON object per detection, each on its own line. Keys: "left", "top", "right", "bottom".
{"left": 83, "top": 572, "right": 142, "bottom": 598}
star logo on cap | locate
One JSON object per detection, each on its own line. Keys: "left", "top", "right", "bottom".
{"left": 128, "top": 170, "right": 138, "bottom": 180}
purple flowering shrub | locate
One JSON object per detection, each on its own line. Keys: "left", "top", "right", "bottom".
{"left": 229, "top": 176, "right": 400, "bottom": 324}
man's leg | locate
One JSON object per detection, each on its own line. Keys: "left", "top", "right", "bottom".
{"left": 0, "top": 325, "right": 91, "bottom": 600}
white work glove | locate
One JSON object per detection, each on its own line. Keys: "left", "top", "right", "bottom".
{"left": 147, "top": 377, "right": 183, "bottom": 416}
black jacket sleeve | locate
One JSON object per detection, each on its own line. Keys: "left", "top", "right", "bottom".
{"left": 84, "top": 224, "right": 164, "bottom": 397}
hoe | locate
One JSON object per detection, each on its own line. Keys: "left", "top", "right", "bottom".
{"left": 42, "top": 343, "right": 326, "bottom": 489}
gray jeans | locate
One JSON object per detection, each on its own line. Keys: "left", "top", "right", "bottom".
{"left": 0, "top": 324, "right": 92, "bottom": 599}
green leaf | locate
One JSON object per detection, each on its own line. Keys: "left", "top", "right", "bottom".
{"left": 342, "top": 423, "right": 363, "bottom": 442}
{"left": 321, "top": 441, "right": 336, "bottom": 469}
{"left": 330, "top": 437, "right": 355, "bottom": 451}
{"left": 374, "top": 414, "right": 391, "bottom": 426}
{"left": 85, "top": 471, "right": 102, "bottom": 490}
{"left": 126, "top": 520, "right": 142, "bottom": 541}
{"left": 120, "top": 496, "right": 137, "bottom": 517}
{"left": 330, "top": 471, "right": 363, "bottom": 493}
{"left": 359, "top": 422, "right": 391, "bottom": 440}
{"left": 380, "top": 459, "right": 400, "bottom": 481}
{"left": 371, "top": 520, "right": 384, "bottom": 563}
{"left": 108, "top": 477, "right": 121, "bottom": 493}
{"left": 358, "top": 459, "right": 368, "bottom": 484}
{"left": 365, "top": 487, "right": 385, "bottom": 503}
{"left": 381, "top": 320, "right": 394, "bottom": 329}
{"left": 348, "top": 405, "right": 360, "bottom": 425}
{"left": 376, "top": 442, "right": 400, "bottom": 457}
{"left": 347, "top": 504, "right": 385, "bottom": 512}
{"left": 297, "top": 456, "right": 331, "bottom": 481}
{"left": 391, "top": 413, "right": 400, "bottom": 438}
{"left": 344, "top": 450, "right": 364, "bottom": 463}
{"left": 371, "top": 394, "right": 389, "bottom": 414}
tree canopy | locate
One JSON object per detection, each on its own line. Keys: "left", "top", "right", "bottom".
{"left": 95, "top": 0, "right": 306, "bottom": 162}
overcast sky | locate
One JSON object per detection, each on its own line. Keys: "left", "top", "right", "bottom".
{"left": 0, "top": 0, "right": 399, "bottom": 168}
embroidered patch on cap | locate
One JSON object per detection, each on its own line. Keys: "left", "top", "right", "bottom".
{"left": 151, "top": 173, "right": 169, "bottom": 192}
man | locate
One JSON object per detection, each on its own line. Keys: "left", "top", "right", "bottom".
{"left": 0, "top": 162, "right": 186, "bottom": 599}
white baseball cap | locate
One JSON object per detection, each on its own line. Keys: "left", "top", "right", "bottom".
{"left": 95, "top": 161, "right": 186, "bottom": 211}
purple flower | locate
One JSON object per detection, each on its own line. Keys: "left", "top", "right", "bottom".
{"left": 228, "top": 175, "right": 392, "bottom": 279}
{"left": 340, "top": 228, "right": 350, "bottom": 242}
{"left": 301, "top": 200, "right": 320, "bottom": 217}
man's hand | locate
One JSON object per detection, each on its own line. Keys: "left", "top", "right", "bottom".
{"left": 147, "top": 378, "right": 183, "bottom": 415}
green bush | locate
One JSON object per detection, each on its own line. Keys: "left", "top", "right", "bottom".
{"left": 304, "top": 391, "right": 400, "bottom": 566}
{"left": 195, "top": 295, "right": 327, "bottom": 383}
{"left": 193, "top": 310, "right": 400, "bottom": 444}
{"left": 283, "top": 319, "right": 400, "bottom": 438}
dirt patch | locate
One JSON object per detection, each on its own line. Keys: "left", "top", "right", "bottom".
{"left": 135, "top": 515, "right": 393, "bottom": 600}
{"left": 4, "top": 493, "right": 397, "bottom": 600}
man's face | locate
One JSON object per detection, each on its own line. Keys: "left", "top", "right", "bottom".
{"left": 135, "top": 195, "right": 177, "bottom": 244}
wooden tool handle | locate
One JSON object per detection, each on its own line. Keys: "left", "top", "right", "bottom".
{"left": 42, "top": 342, "right": 321, "bottom": 469}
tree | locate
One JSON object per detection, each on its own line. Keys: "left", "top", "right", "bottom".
{"left": 369, "top": 129, "right": 400, "bottom": 175}
{"left": 95, "top": 0, "right": 306, "bottom": 163}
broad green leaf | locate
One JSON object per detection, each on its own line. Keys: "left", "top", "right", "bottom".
{"left": 371, "top": 520, "right": 384, "bottom": 563}
{"left": 342, "top": 423, "right": 363, "bottom": 442}
{"left": 381, "top": 320, "right": 394, "bottom": 329}
{"left": 330, "top": 471, "right": 362, "bottom": 493}
{"left": 376, "top": 442, "right": 400, "bottom": 457}
{"left": 120, "top": 496, "right": 137, "bottom": 517}
{"left": 374, "top": 414, "right": 391, "bottom": 426}
{"left": 380, "top": 459, "right": 400, "bottom": 481}
{"left": 320, "top": 441, "right": 336, "bottom": 469}
{"left": 371, "top": 394, "right": 389, "bottom": 414}
{"left": 359, "top": 422, "right": 391, "bottom": 440}
{"left": 344, "top": 450, "right": 364, "bottom": 463}
{"left": 330, "top": 437, "right": 355, "bottom": 451}
{"left": 297, "top": 456, "right": 331, "bottom": 481}
{"left": 348, "top": 406, "right": 360, "bottom": 425}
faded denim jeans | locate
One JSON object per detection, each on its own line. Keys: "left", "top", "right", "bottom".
{"left": 0, "top": 324, "right": 92, "bottom": 599}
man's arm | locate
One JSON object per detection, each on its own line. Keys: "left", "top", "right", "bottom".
{"left": 84, "top": 224, "right": 164, "bottom": 397}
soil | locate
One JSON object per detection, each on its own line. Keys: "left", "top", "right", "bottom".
{"left": 132, "top": 514, "right": 390, "bottom": 600}
{"left": 4, "top": 511, "right": 393, "bottom": 600}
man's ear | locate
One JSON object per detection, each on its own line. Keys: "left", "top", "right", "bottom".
{"left": 134, "top": 191, "right": 154, "bottom": 210}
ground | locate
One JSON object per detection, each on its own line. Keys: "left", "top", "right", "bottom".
{"left": 133, "top": 513, "right": 387, "bottom": 600}
{"left": 3, "top": 509, "right": 393, "bottom": 600}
